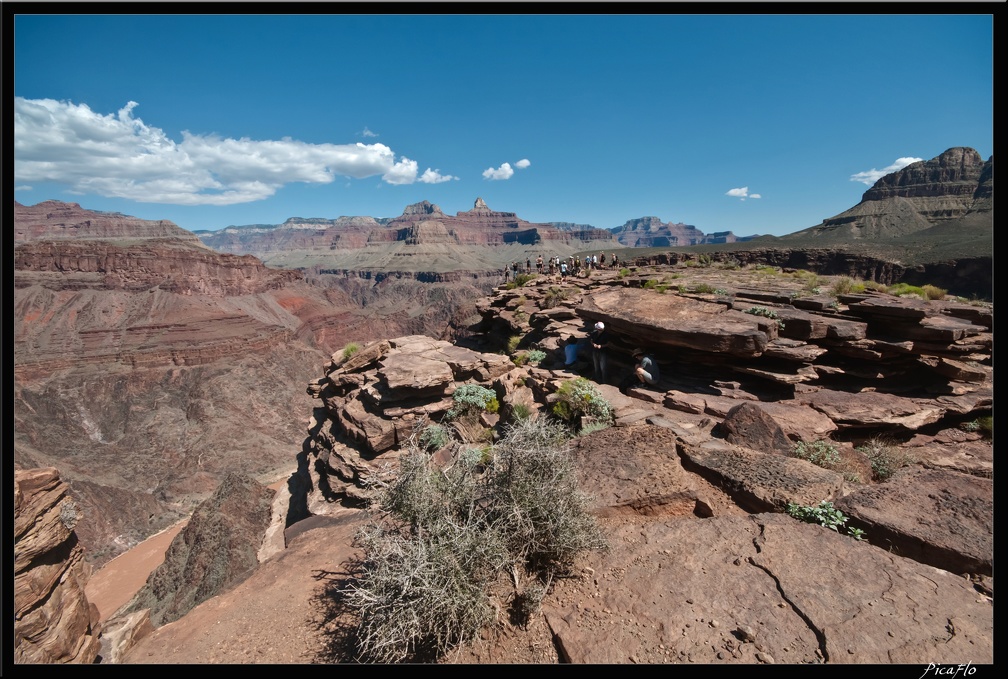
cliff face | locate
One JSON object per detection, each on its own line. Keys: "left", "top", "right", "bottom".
{"left": 790, "top": 147, "right": 993, "bottom": 241}
{"left": 14, "top": 467, "right": 102, "bottom": 664}
{"left": 14, "top": 200, "right": 203, "bottom": 244}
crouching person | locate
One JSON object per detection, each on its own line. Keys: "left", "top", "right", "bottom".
{"left": 633, "top": 348, "right": 660, "bottom": 388}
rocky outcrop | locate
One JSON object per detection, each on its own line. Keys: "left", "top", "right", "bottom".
{"left": 14, "top": 467, "right": 102, "bottom": 664}
{"left": 121, "top": 472, "right": 274, "bottom": 626}
{"left": 296, "top": 262, "right": 991, "bottom": 580}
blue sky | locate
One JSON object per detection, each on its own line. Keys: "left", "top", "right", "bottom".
{"left": 12, "top": 11, "right": 994, "bottom": 237}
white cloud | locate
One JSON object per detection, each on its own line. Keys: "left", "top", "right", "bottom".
{"left": 383, "top": 158, "right": 418, "bottom": 185}
{"left": 419, "top": 168, "right": 459, "bottom": 184}
{"left": 483, "top": 162, "right": 514, "bottom": 180}
{"left": 13, "top": 97, "right": 442, "bottom": 204}
{"left": 361, "top": 127, "right": 378, "bottom": 138}
{"left": 725, "top": 187, "right": 761, "bottom": 201}
{"left": 15, "top": 185, "right": 32, "bottom": 191}
{"left": 850, "top": 156, "right": 923, "bottom": 185}
{"left": 515, "top": 158, "right": 531, "bottom": 169}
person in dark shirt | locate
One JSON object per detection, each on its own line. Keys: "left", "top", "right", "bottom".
{"left": 590, "top": 321, "right": 610, "bottom": 383}
{"left": 633, "top": 347, "right": 660, "bottom": 388}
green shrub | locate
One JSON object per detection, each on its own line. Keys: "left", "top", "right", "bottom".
{"left": 791, "top": 440, "right": 840, "bottom": 469}
{"left": 618, "top": 268, "right": 630, "bottom": 278}
{"left": 447, "top": 384, "right": 499, "bottom": 420}
{"left": 418, "top": 423, "right": 450, "bottom": 452}
{"left": 855, "top": 437, "right": 916, "bottom": 481}
{"left": 509, "top": 403, "right": 532, "bottom": 422}
{"left": 342, "top": 342, "right": 361, "bottom": 362}
{"left": 513, "top": 273, "right": 536, "bottom": 287}
{"left": 830, "top": 277, "right": 855, "bottom": 296}
{"left": 921, "top": 284, "right": 946, "bottom": 300}
{"left": 552, "top": 377, "right": 614, "bottom": 431}
{"left": 540, "top": 286, "right": 568, "bottom": 309}
{"left": 342, "top": 417, "right": 605, "bottom": 662}
{"left": 720, "top": 257, "right": 741, "bottom": 270}
{"left": 525, "top": 349, "right": 547, "bottom": 365}
{"left": 887, "top": 282, "right": 926, "bottom": 298}
{"left": 506, "top": 334, "right": 522, "bottom": 354}
{"left": 785, "top": 500, "right": 865, "bottom": 540}
{"left": 961, "top": 416, "right": 993, "bottom": 438}
{"left": 693, "top": 283, "right": 715, "bottom": 294}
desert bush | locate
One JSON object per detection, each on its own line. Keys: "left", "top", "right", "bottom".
{"left": 785, "top": 500, "right": 865, "bottom": 540}
{"left": 418, "top": 423, "right": 451, "bottom": 452}
{"left": 855, "top": 436, "right": 916, "bottom": 481}
{"left": 513, "top": 273, "right": 536, "bottom": 287}
{"left": 551, "top": 377, "right": 614, "bottom": 432}
{"left": 720, "top": 256, "right": 741, "bottom": 270}
{"left": 887, "top": 282, "right": 926, "bottom": 299}
{"left": 509, "top": 403, "right": 532, "bottom": 423}
{"left": 524, "top": 349, "right": 547, "bottom": 365}
{"left": 540, "top": 286, "right": 568, "bottom": 309}
{"left": 921, "top": 284, "right": 946, "bottom": 300}
{"left": 505, "top": 334, "right": 522, "bottom": 354}
{"left": 697, "top": 253, "right": 712, "bottom": 267}
{"left": 618, "top": 268, "right": 630, "bottom": 278}
{"left": 447, "top": 384, "right": 499, "bottom": 420}
{"left": 342, "top": 417, "right": 605, "bottom": 662}
{"left": 791, "top": 439, "right": 840, "bottom": 469}
{"left": 693, "top": 283, "right": 715, "bottom": 294}
{"left": 342, "top": 342, "right": 361, "bottom": 362}
{"left": 830, "top": 276, "right": 856, "bottom": 296}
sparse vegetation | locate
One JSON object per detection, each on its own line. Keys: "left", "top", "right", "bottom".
{"left": 791, "top": 439, "right": 841, "bottom": 469}
{"left": 540, "top": 286, "right": 568, "bottom": 309}
{"left": 855, "top": 436, "right": 916, "bottom": 482}
{"left": 418, "top": 423, "right": 450, "bottom": 452}
{"left": 551, "top": 377, "right": 614, "bottom": 433}
{"left": 744, "top": 306, "right": 785, "bottom": 330}
{"left": 341, "top": 417, "right": 606, "bottom": 662}
{"left": 617, "top": 268, "right": 630, "bottom": 278}
{"left": 961, "top": 416, "right": 993, "bottom": 439}
{"left": 785, "top": 500, "right": 865, "bottom": 540}
{"left": 506, "top": 334, "right": 522, "bottom": 354}
{"left": 524, "top": 349, "right": 547, "bottom": 365}
{"left": 693, "top": 283, "right": 716, "bottom": 294}
{"left": 342, "top": 342, "right": 361, "bottom": 362}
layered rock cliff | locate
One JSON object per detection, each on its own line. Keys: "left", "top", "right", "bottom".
{"left": 788, "top": 147, "right": 993, "bottom": 241}
{"left": 14, "top": 467, "right": 102, "bottom": 664}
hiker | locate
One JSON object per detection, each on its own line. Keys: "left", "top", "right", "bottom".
{"left": 590, "top": 321, "right": 610, "bottom": 383}
{"left": 600, "top": 252, "right": 606, "bottom": 268}
{"left": 503, "top": 266, "right": 510, "bottom": 283}
{"left": 536, "top": 255, "right": 544, "bottom": 274}
{"left": 526, "top": 257, "right": 532, "bottom": 274}
{"left": 564, "top": 335, "right": 580, "bottom": 370}
{"left": 512, "top": 261, "right": 519, "bottom": 278}
{"left": 611, "top": 253, "right": 618, "bottom": 270}
{"left": 632, "top": 347, "right": 660, "bottom": 388}
{"left": 560, "top": 259, "right": 568, "bottom": 281}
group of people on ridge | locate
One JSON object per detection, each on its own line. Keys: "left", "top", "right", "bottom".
{"left": 503, "top": 251, "right": 621, "bottom": 284}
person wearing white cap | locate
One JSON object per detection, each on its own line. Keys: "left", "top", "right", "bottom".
{"left": 590, "top": 321, "right": 610, "bottom": 383}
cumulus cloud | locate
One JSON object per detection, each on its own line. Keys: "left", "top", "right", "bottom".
{"left": 850, "top": 156, "right": 923, "bottom": 185}
{"left": 483, "top": 162, "right": 514, "bottom": 180}
{"left": 726, "top": 186, "right": 760, "bottom": 200}
{"left": 13, "top": 97, "right": 445, "bottom": 204}
{"left": 515, "top": 158, "right": 531, "bottom": 169}
{"left": 419, "top": 168, "right": 459, "bottom": 184}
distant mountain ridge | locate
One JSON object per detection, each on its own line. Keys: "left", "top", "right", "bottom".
{"left": 781, "top": 147, "right": 992, "bottom": 244}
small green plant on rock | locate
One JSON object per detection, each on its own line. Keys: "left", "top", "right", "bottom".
{"left": 791, "top": 439, "right": 840, "bottom": 469}
{"left": 418, "top": 423, "right": 451, "bottom": 452}
{"left": 745, "top": 306, "right": 786, "bottom": 330}
{"left": 785, "top": 500, "right": 865, "bottom": 540}
{"left": 342, "top": 342, "right": 361, "bottom": 362}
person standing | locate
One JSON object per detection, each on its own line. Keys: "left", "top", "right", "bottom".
{"left": 590, "top": 321, "right": 610, "bottom": 383}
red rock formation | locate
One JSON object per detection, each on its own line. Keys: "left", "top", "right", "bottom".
{"left": 14, "top": 467, "right": 102, "bottom": 664}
